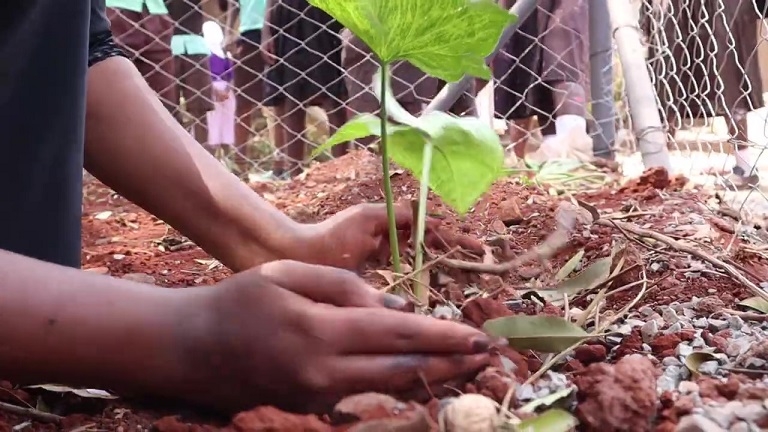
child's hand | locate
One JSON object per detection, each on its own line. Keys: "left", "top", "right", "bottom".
{"left": 213, "top": 86, "right": 230, "bottom": 102}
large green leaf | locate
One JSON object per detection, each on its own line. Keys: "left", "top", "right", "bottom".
{"left": 307, "top": 0, "right": 515, "bottom": 81}
{"left": 387, "top": 111, "right": 504, "bottom": 214}
{"left": 483, "top": 316, "right": 593, "bottom": 353}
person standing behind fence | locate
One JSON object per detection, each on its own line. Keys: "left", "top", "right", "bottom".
{"left": 262, "top": 0, "right": 347, "bottom": 179}
{"left": 203, "top": 21, "right": 238, "bottom": 157}
{"left": 106, "top": 0, "right": 177, "bottom": 114}
{"left": 494, "top": 0, "right": 593, "bottom": 163}
{"left": 642, "top": 0, "right": 763, "bottom": 189}
{"left": 341, "top": 29, "right": 477, "bottom": 151}
{"left": 219, "top": 0, "right": 269, "bottom": 175}
{"left": 166, "top": 0, "right": 215, "bottom": 146}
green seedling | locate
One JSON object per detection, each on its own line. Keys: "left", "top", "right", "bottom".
{"left": 310, "top": 0, "right": 513, "bottom": 305}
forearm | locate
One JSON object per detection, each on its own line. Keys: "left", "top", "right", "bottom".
{"left": 84, "top": 57, "right": 302, "bottom": 271}
{"left": 0, "top": 249, "right": 206, "bottom": 396}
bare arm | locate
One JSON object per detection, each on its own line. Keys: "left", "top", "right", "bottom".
{"left": 0, "top": 249, "right": 208, "bottom": 397}
{"left": 84, "top": 57, "right": 305, "bottom": 272}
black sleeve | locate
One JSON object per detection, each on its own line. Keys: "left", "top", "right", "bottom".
{"left": 88, "top": 0, "right": 126, "bottom": 67}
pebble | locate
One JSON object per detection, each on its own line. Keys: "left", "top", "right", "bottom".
{"left": 657, "top": 375, "right": 678, "bottom": 392}
{"left": 639, "top": 305, "right": 655, "bottom": 317}
{"left": 515, "top": 383, "right": 536, "bottom": 400}
{"left": 743, "top": 358, "right": 767, "bottom": 370}
{"left": 667, "top": 322, "right": 683, "bottom": 335}
{"left": 693, "top": 318, "right": 709, "bottom": 329}
{"left": 678, "top": 381, "right": 700, "bottom": 394}
{"left": 642, "top": 343, "right": 652, "bottom": 352}
{"left": 642, "top": 320, "right": 659, "bottom": 343}
{"left": 662, "top": 357, "right": 683, "bottom": 367}
{"left": 705, "top": 403, "right": 737, "bottom": 427}
{"left": 708, "top": 319, "right": 729, "bottom": 332}
{"left": 664, "top": 365, "right": 682, "bottom": 377}
{"left": 691, "top": 337, "right": 706, "bottom": 348}
{"left": 698, "top": 361, "right": 720, "bottom": 376}
{"left": 728, "top": 316, "right": 745, "bottom": 330}
{"left": 675, "top": 414, "right": 722, "bottom": 432}
{"left": 682, "top": 308, "right": 696, "bottom": 319}
{"left": 729, "top": 422, "right": 751, "bottom": 432}
{"left": 734, "top": 403, "right": 768, "bottom": 422}
{"left": 676, "top": 343, "right": 694, "bottom": 357}
{"left": 663, "top": 308, "right": 681, "bottom": 324}
{"left": 726, "top": 339, "right": 752, "bottom": 357}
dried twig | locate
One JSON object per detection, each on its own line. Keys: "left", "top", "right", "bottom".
{"left": 596, "top": 219, "right": 768, "bottom": 303}
{"left": 0, "top": 401, "right": 62, "bottom": 424}
{"left": 722, "top": 308, "right": 768, "bottom": 322}
{"left": 380, "top": 246, "right": 460, "bottom": 293}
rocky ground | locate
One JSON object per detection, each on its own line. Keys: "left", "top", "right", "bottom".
{"left": 2, "top": 150, "right": 768, "bottom": 431}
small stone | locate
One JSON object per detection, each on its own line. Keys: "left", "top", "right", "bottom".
{"left": 642, "top": 320, "right": 659, "bottom": 343}
{"left": 707, "top": 288, "right": 717, "bottom": 294}
{"left": 740, "top": 325, "right": 753, "bottom": 335}
{"left": 682, "top": 308, "right": 696, "bottom": 319}
{"left": 662, "top": 357, "right": 683, "bottom": 367}
{"left": 642, "top": 343, "right": 652, "bottom": 352}
{"left": 678, "top": 381, "right": 700, "bottom": 394}
{"left": 667, "top": 322, "right": 683, "bottom": 334}
{"left": 691, "top": 337, "right": 706, "bottom": 348}
{"left": 726, "top": 339, "right": 752, "bottom": 357}
{"left": 693, "top": 318, "right": 709, "bottom": 329}
{"left": 663, "top": 308, "right": 681, "bottom": 324}
{"left": 625, "top": 319, "right": 646, "bottom": 328}
{"left": 675, "top": 414, "right": 722, "bottom": 432}
{"left": 664, "top": 365, "right": 682, "bottom": 377}
{"left": 698, "top": 361, "right": 719, "bottom": 376}
{"left": 676, "top": 343, "right": 694, "bottom": 357}
{"left": 743, "top": 358, "right": 767, "bottom": 370}
{"left": 515, "top": 383, "right": 536, "bottom": 401}
{"left": 705, "top": 404, "right": 737, "bottom": 428}
{"left": 734, "top": 403, "right": 767, "bottom": 422}
{"left": 657, "top": 375, "right": 678, "bottom": 392}
{"left": 729, "top": 422, "right": 750, "bottom": 432}
{"left": 121, "top": 273, "right": 156, "bottom": 284}
{"left": 639, "top": 306, "right": 655, "bottom": 317}
{"left": 728, "top": 316, "right": 745, "bottom": 330}
{"left": 708, "top": 319, "right": 729, "bottom": 332}
{"left": 84, "top": 266, "right": 109, "bottom": 275}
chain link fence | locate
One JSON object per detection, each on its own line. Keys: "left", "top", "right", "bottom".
{"left": 106, "top": 0, "right": 768, "bottom": 213}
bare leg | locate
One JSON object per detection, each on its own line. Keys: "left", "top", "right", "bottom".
{"left": 324, "top": 100, "right": 349, "bottom": 158}
{"left": 728, "top": 108, "right": 759, "bottom": 186}
{"left": 508, "top": 118, "right": 533, "bottom": 159}
{"left": 273, "top": 99, "right": 306, "bottom": 178}
{"left": 234, "top": 101, "right": 255, "bottom": 175}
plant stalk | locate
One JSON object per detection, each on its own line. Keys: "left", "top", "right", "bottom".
{"left": 413, "top": 141, "right": 434, "bottom": 306}
{"left": 377, "top": 61, "right": 402, "bottom": 276}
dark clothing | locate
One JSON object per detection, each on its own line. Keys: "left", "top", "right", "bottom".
{"left": 342, "top": 30, "right": 476, "bottom": 117}
{"left": 493, "top": 0, "right": 589, "bottom": 120}
{"left": 263, "top": 0, "right": 346, "bottom": 107}
{"left": 0, "top": 0, "right": 123, "bottom": 267}
{"left": 641, "top": 0, "right": 763, "bottom": 119}
{"left": 107, "top": 7, "right": 176, "bottom": 113}
{"left": 234, "top": 30, "right": 266, "bottom": 105}
{"left": 166, "top": 0, "right": 205, "bottom": 35}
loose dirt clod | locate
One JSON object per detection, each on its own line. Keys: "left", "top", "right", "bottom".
{"left": 438, "top": 394, "right": 498, "bottom": 432}
{"left": 573, "top": 354, "right": 658, "bottom": 432}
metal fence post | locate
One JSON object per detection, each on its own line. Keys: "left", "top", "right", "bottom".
{"left": 607, "top": 0, "right": 672, "bottom": 171}
{"left": 588, "top": 0, "right": 617, "bottom": 160}
{"left": 424, "top": 0, "right": 538, "bottom": 114}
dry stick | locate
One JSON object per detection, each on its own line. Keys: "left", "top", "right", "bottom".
{"left": 380, "top": 246, "right": 461, "bottom": 293}
{"left": 722, "top": 309, "right": 768, "bottom": 322}
{"left": 596, "top": 219, "right": 768, "bottom": 303}
{"left": 439, "top": 221, "right": 573, "bottom": 274}
{"left": 0, "top": 401, "right": 62, "bottom": 424}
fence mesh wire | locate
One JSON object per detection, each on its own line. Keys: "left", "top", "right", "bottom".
{"left": 107, "top": 0, "right": 768, "bottom": 216}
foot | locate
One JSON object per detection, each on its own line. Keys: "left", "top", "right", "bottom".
{"left": 725, "top": 165, "right": 760, "bottom": 190}
{"left": 525, "top": 128, "right": 594, "bottom": 165}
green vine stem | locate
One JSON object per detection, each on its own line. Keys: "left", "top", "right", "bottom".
{"left": 412, "top": 141, "right": 433, "bottom": 306}
{"left": 377, "top": 61, "right": 402, "bottom": 276}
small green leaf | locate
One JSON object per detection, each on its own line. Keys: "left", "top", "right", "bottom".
{"left": 388, "top": 112, "right": 504, "bottom": 214}
{"left": 518, "top": 388, "right": 575, "bottom": 414}
{"left": 483, "top": 316, "right": 592, "bottom": 353}
{"left": 311, "top": 114, "right": 381, "bottom": 158}
{"left": 514, "top": 409, "right": 579, "bottom": 432}
{"left": 737, "top": 296, "right": 768, "bottom": 314}
{"left": 555, "top": 256, "right": 612, "bottom": 295}
{"left": 554, "top": 250, "right": 585, "bottom": 282}
{"left": 684, "top": 351, "right": 719, "bottom": 377}
{"left": 307, "top": 0, "right": 515, "bottom": 81}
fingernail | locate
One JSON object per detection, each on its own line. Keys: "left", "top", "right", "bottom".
{"left": 382, "top": 293, "right": 408, "bottom": 310}
{"left": 471, "top": 336, "right": 492, "bottom": 353}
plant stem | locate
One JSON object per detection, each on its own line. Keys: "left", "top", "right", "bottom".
{"left": 413, "top": 141, "right": 434, "bottom": 306}
{"left": 377, "top": 61, "right": 402, "bottom": 276}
